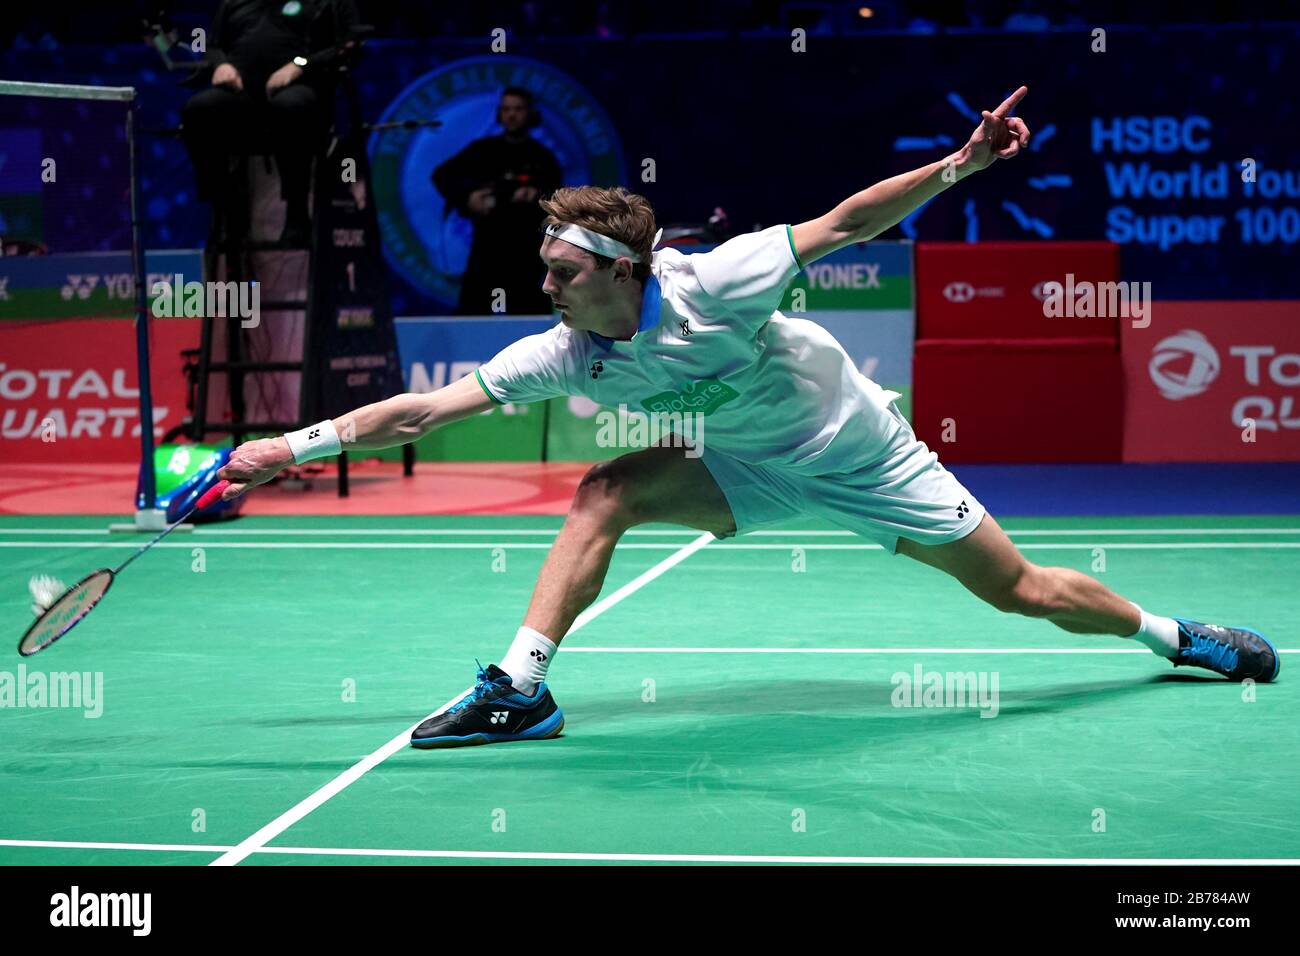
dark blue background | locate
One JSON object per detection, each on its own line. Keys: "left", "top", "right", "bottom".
{"left": 3, "top": 24, "right": 1296, "bottom": 309}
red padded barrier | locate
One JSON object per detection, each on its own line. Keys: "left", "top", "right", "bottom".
{"left": 916, "top": 241, "right": 1121, "bottom": 341}
{"left": 913, "top": 338, "right": 1124, "bottom": 462}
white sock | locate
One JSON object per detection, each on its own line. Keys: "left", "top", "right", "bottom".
{"left": 499, "top": 626, "right": 558, "bottom": 695}
{"left": 1127, "top": 602, "right": 1181, "bottom": 658}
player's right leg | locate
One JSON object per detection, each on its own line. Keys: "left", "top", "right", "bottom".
{"left": 410, "top": 444, "right": 735, "bottom": 748}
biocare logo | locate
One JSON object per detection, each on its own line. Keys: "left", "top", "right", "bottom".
{"left": 639, "top": 379, "right": 740, "bottom": 417}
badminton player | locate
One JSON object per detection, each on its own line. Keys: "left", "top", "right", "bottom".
{"left": 218, "top": 87, "right": 1279, "bottom": 748}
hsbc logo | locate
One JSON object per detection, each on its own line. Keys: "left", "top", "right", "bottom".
{"left": 942, "top": 281, "right": 1004, "bottom": 303}
{"left": 1149, "top": 330, "right": 1220, "bottom": 400}
{"left": 943, "top": 282, "right": 974, "bottom": 303}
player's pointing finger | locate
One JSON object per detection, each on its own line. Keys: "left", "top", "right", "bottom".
{"left": 991, "top": 85, "right": 1028, "bottom": 118}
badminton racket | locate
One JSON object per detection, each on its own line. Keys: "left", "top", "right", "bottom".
{"left": 17, "top": 480, "right": 230, "bottom": 656}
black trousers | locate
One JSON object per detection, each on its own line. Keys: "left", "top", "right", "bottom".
{"left": 182, "top": 83, "right": 326, "bottom": 213}
{"left": 458, "top": 224, "right": 553, "bottom": 315}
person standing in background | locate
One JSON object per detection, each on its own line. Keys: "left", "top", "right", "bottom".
{"left": 433, "top": 87, "right": 562, "bottom": 315}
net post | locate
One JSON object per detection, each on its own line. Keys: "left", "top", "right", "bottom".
{"left": 127, "top": 89, "right": 165, "bottom": 530}
{"left": 0, "top": 82, "right": 183, "bottom": 535}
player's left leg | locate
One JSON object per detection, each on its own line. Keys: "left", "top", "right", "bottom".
{"left": 896, "top": 512, "right": 1279, "bottom": 682}
{"left": 896, "top": 513, "right": 1137, "bottom": 635}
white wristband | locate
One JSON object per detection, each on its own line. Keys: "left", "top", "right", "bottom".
{"left": 284, "top": 420, "right": 342, "bottom": 463}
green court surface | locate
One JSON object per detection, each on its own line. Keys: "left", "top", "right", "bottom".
{"left": 1, "top": 513, "right": 1296, "bottom": 865}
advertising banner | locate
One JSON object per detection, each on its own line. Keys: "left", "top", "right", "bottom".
{"left": 784, "top": 240, "right": 916, "bottom": 417}
{"left": 0, "top": 318, "right": 198, "bottom": 462}
{"left": 916, "top": 241, "right": 1121, "bottom": 340}
{"left": 1122, "top": 301, "right": 1300, "bottom": 462}
{"left": 389, "top": 316, "right": 553, "bottom": 461}
{"left": 0, "top": 251, "right": 203, "bottom": 462}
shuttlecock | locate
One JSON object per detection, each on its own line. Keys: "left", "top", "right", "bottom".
{"left": 29, "top": 574, "right": 67, "bottom": 616}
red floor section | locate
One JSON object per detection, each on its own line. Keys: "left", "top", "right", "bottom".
{"left": 0, "top": 460, "right": 590, "bottom": 516}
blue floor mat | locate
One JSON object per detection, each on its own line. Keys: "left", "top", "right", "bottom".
{"left": 950, "top": 463, "right": 1300, "bottom": 516}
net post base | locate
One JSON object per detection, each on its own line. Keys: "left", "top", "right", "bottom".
{"left": 107, "top": 509, "right": 193, "bottom": 533}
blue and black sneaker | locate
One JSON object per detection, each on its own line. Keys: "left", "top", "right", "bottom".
{"left": 1171, "top": 619, "right": 1280, "bottom": 682}
{"left": 410, "top": 662, "right": 564, "bottom": 749}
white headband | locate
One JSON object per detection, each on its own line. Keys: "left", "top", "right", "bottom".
{"left": 545, "top": 223, "right": 663, "bottom": 263}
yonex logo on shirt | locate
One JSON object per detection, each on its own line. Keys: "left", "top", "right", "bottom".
{"left": 640, "top": 379, "right": 739, "bottom": 417}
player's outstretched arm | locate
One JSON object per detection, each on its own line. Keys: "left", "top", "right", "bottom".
{"left": 791, "top": 86, "right": 1030, "bottom": 266}
{"left": 216, "top": 373, "right": 495, "bottom": 499}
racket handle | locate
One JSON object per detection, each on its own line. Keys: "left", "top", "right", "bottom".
{"left": 196, "top": 480, "right": 231, "bottom": 511}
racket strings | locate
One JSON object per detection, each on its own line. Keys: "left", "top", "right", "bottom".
{"left": 19, "top": 570, "right": 113, "bottom": 655}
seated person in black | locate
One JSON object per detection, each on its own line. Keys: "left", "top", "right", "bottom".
{"left": 182, "top": 0, "right": 358, "bottom": 246}
{"left": 433, "top": 88, "right": 563, "bottom": 315}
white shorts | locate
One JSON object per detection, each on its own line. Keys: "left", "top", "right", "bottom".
{"left": 700, "top": 403, "right": 986, "bottom": 554}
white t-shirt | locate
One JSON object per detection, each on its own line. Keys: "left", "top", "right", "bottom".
{"left": 474, "top": 224, "right": 902, "bottom": 475}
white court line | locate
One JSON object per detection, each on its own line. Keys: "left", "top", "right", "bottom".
{"left": 0, "top": 541, "right": 715, "bottom": 550}
{"left": 1006, "top": 528, "right": 1300, "bottom": 536}
{"left": 561, "top": 646, "right": 1151, "bottom": 654}
{"left": 6, "top": 541, "right": 1300, "bottom": 551}
{"left": 0, "top": 838, "right": 229, "bottom": 853}
{"left": 2, "top": 839, "right": 1295, "bottom": 865}
{"left": 251, "top": 848, "right": 1300, "bottom": 865}
{"left": 556, "top": 647, "right": 1289, "bottom": 655}
{"left": 566, "top": 533, "right": 714, "bottom": 631}
{"left": 0, "top": 541, "right": 563, "bottom": 549}
{"left": 188, "top": 526, "right": 1300, "bottom": 537}
{"left": 670, "top": 542, "right": 1300, "bottom": 551}
{"left": 208, "top": 531, "right": 715, "bottom": 867}
{"left": 3, "top": 526, "right": 1300, "bottom": 537}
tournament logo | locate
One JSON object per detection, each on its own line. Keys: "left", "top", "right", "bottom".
{"left": 368, "top": 56, "right": 626, "bottom": 309}
{"left": 1149, "top": 328, "right": 1220, "bottom": 400}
